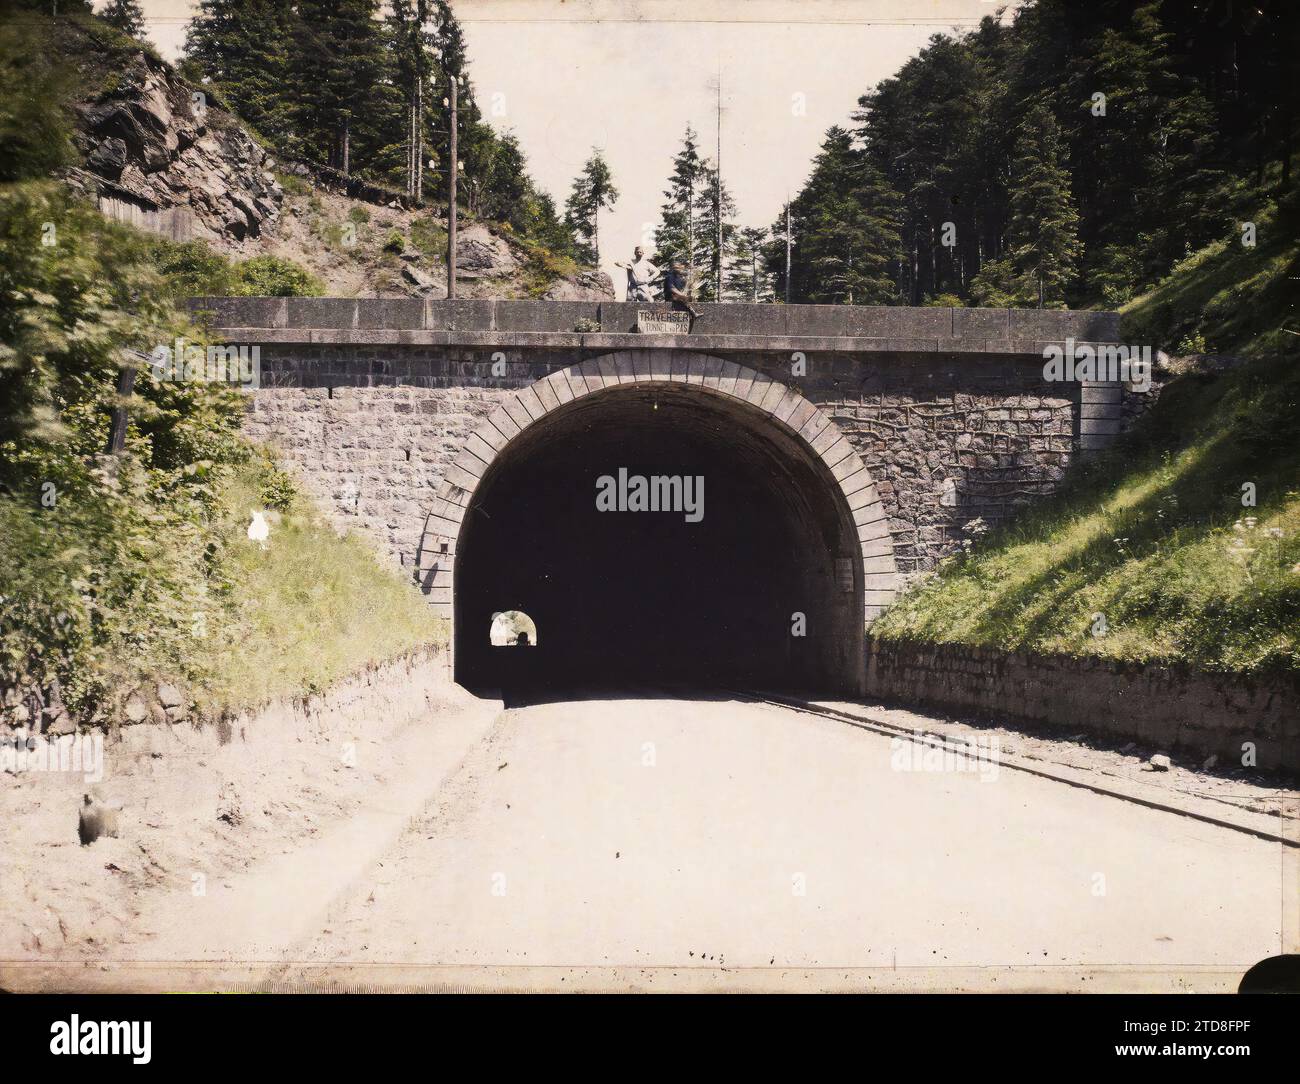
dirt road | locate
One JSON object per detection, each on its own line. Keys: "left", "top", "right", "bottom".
{"left": 277, "top": 695, "right": 1286, "bottom": 988}
{"left": 6, "top": 692, "right": 1288, "bottom": 993}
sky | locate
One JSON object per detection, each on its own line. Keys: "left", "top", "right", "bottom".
{"left": 126, "top": 1, "right": 1020, "bottom": 289}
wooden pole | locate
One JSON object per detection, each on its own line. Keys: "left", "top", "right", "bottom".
{"left": 447, "top": 77, "right": 458, "bottom": 299}
{"left": 106, "top": 361, "right": 136, "bottom": 457}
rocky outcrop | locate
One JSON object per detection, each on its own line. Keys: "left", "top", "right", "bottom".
{"left": 66, "top": 48, "right": 282, "bottom": 244}
{"left": 393, "top": 221, "right": 615, "bottom": 300}
{"left": 455, "top": 222, "right": 521, "bottom": 280}
{"left": 0, "top": 675, "right": 194, "bottom": 744}
{"left": 543, "top": 269, "right": 616, "bottom": 301}
{"left": 56, "top": 33, "right": 608, "bottom": 300}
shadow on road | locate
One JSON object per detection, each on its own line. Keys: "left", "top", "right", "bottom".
{"left": 462, "top": 680, "right": 789, "bottom": 710}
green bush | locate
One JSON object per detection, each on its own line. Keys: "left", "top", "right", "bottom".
{"left": 149, "top": 238, "right": 238, "bottom": 296}
{"left": 232, "top": 254, "right": 324, "bottom": 297}
{"left": 259, "top": 462, "right": 296, "bottom": 512}
{"left": 143, "top": 242, "right": 323, "bottom": 299}
{"left": 0, "top": 182, "right": 248, "bottom": 712}
{"left": 276, "top": 172, "right": 311, "bottom": 197}
{"left": 410, "top": 216, "right": 447, "bottom": 260}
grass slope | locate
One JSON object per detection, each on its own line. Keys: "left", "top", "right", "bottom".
{"left": 1120, "top": 183, "right": 1299, "bottom": 356}
{"left": 873, "top": 353, "right": 1300, "bottom": 676}
{"left": 197, "top": 460, "right": 446, "bottom": 713}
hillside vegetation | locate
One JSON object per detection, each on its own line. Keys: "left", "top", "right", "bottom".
{"left": 1120, "top": 178, "right": 1299, "bottom": 357}
{"left": 775, "top": 1, "right": 1295, "bottom": 311}
{"left": 0, "top": 15, "right": 446, "bottom": 731}
{"left": 841, "top": 1, "right": 1299, "bottom": 678}
{"left": 874, "top": 330, "right": 1300, "bottom": 676}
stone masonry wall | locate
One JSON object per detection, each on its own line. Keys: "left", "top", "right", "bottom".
{"left": 866, "top": 639, "right": 1300, "bottom": 774}
{"left": 244, "top": 383, "right": 512, "bottom": 571}
{"left": 243, "top": 343, "right": 1080, "bottom": 584}
{"left": 797, "top": 358, "right": 1073, "bottom": 580}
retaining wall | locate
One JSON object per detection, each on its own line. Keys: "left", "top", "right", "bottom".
{"left": 865, "top": 639, "right": 1299, "bottom": 773}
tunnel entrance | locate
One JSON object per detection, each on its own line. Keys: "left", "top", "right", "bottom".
{"left": 453, "top": 376, "right": 866, "bottom": 696}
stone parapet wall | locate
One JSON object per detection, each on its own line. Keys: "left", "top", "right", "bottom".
{"left": 190, "top": 296, "right": 1121, "bottom": 345}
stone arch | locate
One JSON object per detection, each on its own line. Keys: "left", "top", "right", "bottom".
{"left": 416, "top": 350, "right": 899, "bottom": 637}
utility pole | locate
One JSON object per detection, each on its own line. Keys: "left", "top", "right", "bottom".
{"left": 715, "top": 69, "right": 723, "bottom": 302}
{"left": 447, "top": 75, "right": 458, "bottom": 299}
{"left": 785, "top": 201, "right": 792, "bottom": 304}
{"left": 413, "top": 71, "right": 423, "bottom": 201}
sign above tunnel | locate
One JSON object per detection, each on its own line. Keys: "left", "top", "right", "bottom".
{"left": 636, "top": 310, "right": 692, "bottom": 335}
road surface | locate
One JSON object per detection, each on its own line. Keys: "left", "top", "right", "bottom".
{"left": 278, "top": 694, "right": 1285, "bottom": 985}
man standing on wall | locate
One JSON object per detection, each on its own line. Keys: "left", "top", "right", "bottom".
{"left": 615, "top": 246, "right": 659, "bottom": 302}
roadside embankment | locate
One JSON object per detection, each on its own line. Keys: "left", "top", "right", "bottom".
{"left": 0, "top": 646, "right": 501, "bottom": 991}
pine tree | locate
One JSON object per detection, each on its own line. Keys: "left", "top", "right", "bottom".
{"left": 985, "top": 103, "right": 1082, "bottom": 308}
{"left": 780, "top": 127, "right": 902, "bottom": 305}
{"left": 727, "top": 226, "right": 772, "bottom": 302}
{"left": 780, "top": 0, "right": 1283, "bottom": 308}
{"left": 527, "top": 190, "right": 577, "bottom": 260}
{"left": 692, "top": 162, "right": 736, "bottom": 302}
{"left": 653, "top": 125, "right": 704, "bottom": 288}
{"left": 99, "top": 0, "right": 147, "bottom": 40}
{"left": 288, "top": 0, "right": 389, "bottom": 173}
{"left": 1087, "top": 3, "right": 1228, "bottom": 281}
{"left": 564, "top": 149, "right": 618, "bottom": 266}
{"left": 184, "top": 0, "right": 295, "bottom": 144}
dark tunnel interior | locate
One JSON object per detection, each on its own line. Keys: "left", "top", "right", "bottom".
{"left": 453, "top": 383, "right": 864, "bottom": 696}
